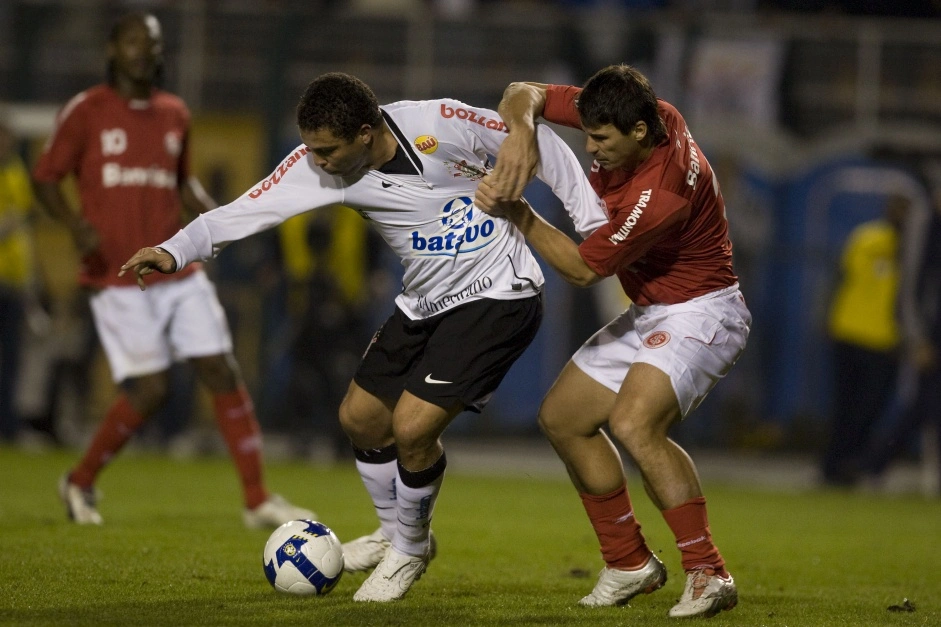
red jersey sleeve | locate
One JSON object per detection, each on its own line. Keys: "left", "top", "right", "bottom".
{"left": 32, "top": 94, "right": 88, "bottom": 182}
{"left": 578, "top": 188, "right": 690, "bottom": 277}
{"left": 543, "top": 85, "right": 583, "bottom": 130}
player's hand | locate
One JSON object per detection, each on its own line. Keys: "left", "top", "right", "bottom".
{"left": 474, "top": 177, "right": 506, "bottom": 216}
{"left": 118, "top": 247, "right": 178, "bottom": 291}
{"left": 485, "top": 129, "right": 539, "bottom": 202}
{"left": 476, "top": 178, "right": 528, "bottom": 222}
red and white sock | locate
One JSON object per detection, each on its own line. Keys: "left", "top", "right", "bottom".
{"left": 213, "top": 386, "right": 268, "bottom": 509}
{"left": 70, "top": 395, "right": 145, "bottom": 488}
{"left": 580, "top": 484, "right": 652, "bottom": 570}
{"left": 662, "top": 496, "right": 727, "bottom": 575}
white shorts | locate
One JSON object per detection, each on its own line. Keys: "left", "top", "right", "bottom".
{"left": 572, "top": 284, "right": 751, "bottom": 418}
{"left": 89, "top": 270, "right": 234, "bottom": 383}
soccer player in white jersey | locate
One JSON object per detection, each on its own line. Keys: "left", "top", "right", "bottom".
{"left": 120, "top": 73, "right": 606, "bottom": 602}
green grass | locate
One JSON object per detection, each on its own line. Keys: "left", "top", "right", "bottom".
{"left": 0, "top": 445, "right": 938, "bottom": 626}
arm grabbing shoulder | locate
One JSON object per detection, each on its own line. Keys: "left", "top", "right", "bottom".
{"left": 497, "top": 82, "right": 548, "bottom": 131}
{"left": 486, "top": 82, "right": 549, "bottom": 202}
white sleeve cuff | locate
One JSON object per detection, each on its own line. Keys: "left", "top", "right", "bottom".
{"left": 159, "top": 228, "right": 201, "bottom": 271}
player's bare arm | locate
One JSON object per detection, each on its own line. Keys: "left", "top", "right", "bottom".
{"left": 180, "top": 176, "right": 218, "bottom": 216}
{"left": 481, "top": 82, "right": 547, "bottom": 203}
{"left": 32, "top": 180, "right": 100, "bottom": 255}
{"left": 477, "top": 179, "right": 601, "bottom": 288}
{"left": 118, "top": 246, "right": 177, "bottom": 291}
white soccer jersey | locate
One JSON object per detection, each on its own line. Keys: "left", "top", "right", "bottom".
{"left": 160, "top": 98, "right": 606, "bottom": 320}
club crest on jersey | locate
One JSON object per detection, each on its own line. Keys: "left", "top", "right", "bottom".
{"left": 164, "top": 132, "right": 182, "bottom": 157}
{"left": 443, "top": 159, "right": 487, "bottom": 181}
{"left": 643, "top": 331, "right": 671, "bottom": 349}
{"left": 409, "top": 196, "right": 497, "bottom": 256}
{"left": 414, "top": 135, "right": 438, "bottom": 155}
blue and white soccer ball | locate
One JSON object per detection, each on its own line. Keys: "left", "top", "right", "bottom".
{"left": 263, "top": 519, "right": 344, "bottom": 595}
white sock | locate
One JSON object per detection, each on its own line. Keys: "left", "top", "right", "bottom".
{"left": 393, "top": 453, "right": 446, "bottom": 558}
{"left": 355, "top": 457, "right": 398, "bottom": 541}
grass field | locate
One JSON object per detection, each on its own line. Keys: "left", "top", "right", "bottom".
{"left": 0, "top": 445, "right": 939, "bottom": 626}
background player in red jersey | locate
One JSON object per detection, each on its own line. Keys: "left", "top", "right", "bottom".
{"left": 475, "top": 65, "right": 750, "bottom": 619}
{"left": 30, "top": 12, "right": 313, "bottom": 528}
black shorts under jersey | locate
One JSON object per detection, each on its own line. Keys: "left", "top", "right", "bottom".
{"left": 353, "top": 294, "right": 543, "bottom": 413}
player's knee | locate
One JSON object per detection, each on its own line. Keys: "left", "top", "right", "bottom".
{"left": 609, "top": 410, "right": 668, "bottom": 453}
{"left": 337, "top": 395, "right": 360, "bottom": 436}
{"left": 391, "top": 420, "right": 433, "bottom": 454}
{"left": 192, "top": 354, "right": 239, "bottom": 392}
{"left": 608, "top": 416, "right": 643, "bottom": 449}
{"left": 338, "top": 392, "right": 381, "bottom": 444}
{"left": 123, "top": 374, "right": 170, "bottom": 415}
{"left": 537, "top": 400, "right": 570, "bottom": 442}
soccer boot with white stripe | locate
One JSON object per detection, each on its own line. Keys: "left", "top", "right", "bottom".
{"left": 352, "top": 546, "right": 428, "bottom": 602}
{"left": 668, "top": 567, "right": 738, "bottom": 618}
{"left": 579, "top": 553, "right": 667, "bottom": 607}
{"left": 343, "top": 527, "right": 437, "bottom": 573}
{"left": 242, "top": 494, "right": 316, "bottom": 529}
{"left": 58, "top": 474, "right": 103, "bottom": 525}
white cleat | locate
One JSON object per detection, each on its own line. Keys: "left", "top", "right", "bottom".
{"left": 579, "top": 554, "right": 667, "bottom": 607}
{"left": 242, "top": 494, "right": 316, "bottom": 529}
{"left": 668, "top": 568, "right": 738, "bottom": 618}
{"left": 352, "top": 547, "right": 428, "bottom": 602}
{"left": 58, "top": 474, "right": 103, "bottom": 525}
{"left": 343, "top": 527, "right": 437, "bottom": 573}
{"left": 342, "top": 528, "right": 390, "bottom": 572}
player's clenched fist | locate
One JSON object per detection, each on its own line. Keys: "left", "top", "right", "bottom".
{"left": 118, "top": 246, "right": 177, "bottom": 290}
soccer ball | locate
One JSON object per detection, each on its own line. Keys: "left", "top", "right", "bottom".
{"left": 263, "top": 519, "right": 344, "bottom": 595}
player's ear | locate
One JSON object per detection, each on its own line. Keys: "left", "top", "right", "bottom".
{"left": 632, "top": 121, "right": 647, "bottom": 143}
{"left": 358, "top": 124, "right": 373, "bottom": 146}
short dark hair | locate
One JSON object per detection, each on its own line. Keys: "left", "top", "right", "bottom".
{"left": 296, "top": 73, "right": 383, "bottom": 141}
{"left": 577, "top": 64, "right": 666, "bottom": 145}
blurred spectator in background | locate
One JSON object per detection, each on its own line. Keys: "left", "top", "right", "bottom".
{"left": 15, "top": 289, "right": 94, "bottom": 446}
{"left": 278, "top": 206, "right": 386, "bottom": 459}
{"left": 862, "top": 165, "right": 941, "bottom": 492}
{"left": 820, "top": 194, "right": 907, "bottom": 486}
{"left": 30, "top": 11, "right": 314, "bottom": 527}
{"left": 0, "top": 118, "right": 44, "bottom": 442}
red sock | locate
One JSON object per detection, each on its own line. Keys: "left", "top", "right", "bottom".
{"left": 662, "top": 496, "right": 727, "bottom": 575}
{"left": 213, "top": 386, "right": 268, "bottom": 509}
{"left": 580, "top": 484, "right": 652, "bottom": 570}
{"left": 70, "top": 395, "right": 145, "bottom": 489}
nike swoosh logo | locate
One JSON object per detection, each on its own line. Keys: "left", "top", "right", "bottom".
{"left": 424, "top": 374, "right": 452, "bottom": 384}
{"left": 382, "top": 181, "right": 393, "bottom": 188}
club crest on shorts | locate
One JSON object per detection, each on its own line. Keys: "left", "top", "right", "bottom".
{"left": 643, "top": 331, "right": 671, "bottom": 349}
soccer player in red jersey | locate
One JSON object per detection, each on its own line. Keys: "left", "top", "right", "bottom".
{"left": 31, "top": 12, "right": 313, "bottom": 528}
{"left": 475, "top": 65, "right": 750, "bottom": 619}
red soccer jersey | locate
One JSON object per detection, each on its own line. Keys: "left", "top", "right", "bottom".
{"left": 543, "top": 85, "right": 737, "bottom": 306}
{"left": 33, "top": 84, "right": 197, "bottom": 288}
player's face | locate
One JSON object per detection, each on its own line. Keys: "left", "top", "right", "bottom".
{"left": 583, "top": 123, "right": 643, "bottom": 171}
{"left": 109, "top": 17, "right": 163, "bottom": 85}
{"left": 300, "top": 127, "right": 372, "bottom": 178}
